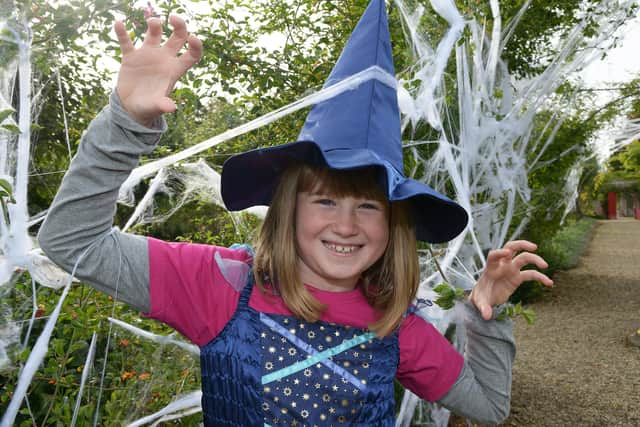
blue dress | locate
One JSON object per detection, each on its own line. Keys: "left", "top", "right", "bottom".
{"left": 199, "top": 271, "right": 400, "bottom": 426}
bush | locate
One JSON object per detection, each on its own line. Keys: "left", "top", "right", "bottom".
{"left": 511, "top": 217, "right": 597, "bottom": 303}
{"left": 1, "top": 275, "right": 202, "bottom": 426}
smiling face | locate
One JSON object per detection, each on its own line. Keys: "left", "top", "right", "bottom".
{"left": 294, "top": 171, "right": 390, "bottom": 292}
{"left": 253, "top": 163, "right": 418, "bottom": 336}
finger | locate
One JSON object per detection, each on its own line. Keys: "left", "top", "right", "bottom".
{"left": 164, "top": 15, "right": 189, "bottom": 53}
{"left": 486, "top": 248, "right": 513, "bottom": 264}
{"left": 156, "top": 97, "right": 177, "bottom": 114}
{"left": 503, "top": 240, "right": 537, "bottom": 253}
{"left": 114, "top": 21, "right": 134, "bottom": 55}
{"left": 143, "top": 17, "right": 163, "bottom": 47}
{"left": 177, "top": 35, "right": 203, "bottom": 72}
{"left": 478, "top": 302, "right": 493, "bottom": 321}
{"left": 512, "top": 252, "right": 548, "bottom": 270}
{"left": 470, "top": 292, "right": 495, "bottom": 321}
{"left": 519, "top": 270, "right": 554, "bottom": 287}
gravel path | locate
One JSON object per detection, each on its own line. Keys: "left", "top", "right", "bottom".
{"left": 503, "top": 219, "right": 640, "bottom": 426}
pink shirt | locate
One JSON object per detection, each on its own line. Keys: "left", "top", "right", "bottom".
{"left": 146, "top": 238, "right": 463, "bottom": 402}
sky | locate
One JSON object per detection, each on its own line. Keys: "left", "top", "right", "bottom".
{"left": 581, "top": 15, "right": 640, "bottom": 88}
{"left": 578, "top": 14, "right": 640, "bottom": 160}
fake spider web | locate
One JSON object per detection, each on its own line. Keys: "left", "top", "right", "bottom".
{"left": 1, "top": 1, "right": 639, "bottom": 426}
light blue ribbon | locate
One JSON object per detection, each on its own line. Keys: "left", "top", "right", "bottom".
{"left": 260, "top": 313, "right": 374, "bottom": 388}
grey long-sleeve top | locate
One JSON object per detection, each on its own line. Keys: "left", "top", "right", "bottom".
{"left": 37, "top": 91, "right": 515, "bottom": 425}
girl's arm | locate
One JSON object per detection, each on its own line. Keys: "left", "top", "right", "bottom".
{"left": 37, "top": 16, "right": 202, "bottom": 312}
{"left": 439, "top": 240, "right": 553, "bottom": 424}
{"left": 37, "top": 91, "right": 165, "bottom": 312}
{"left": 399, "top": 241, "right": 552, "bottom": 424}
{"left": 397, "top": 307, "right": 514, "bottom": 425}
{"left": 437, "top": 303, "right": 515, "bottom": 425}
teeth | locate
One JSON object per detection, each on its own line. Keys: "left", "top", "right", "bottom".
{"left": 325, "top": 243, "right": 358, "bottom": 254}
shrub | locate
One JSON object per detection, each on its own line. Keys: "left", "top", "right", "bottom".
{"left": 511, "top": 217, "right": 596, "bottom": 303}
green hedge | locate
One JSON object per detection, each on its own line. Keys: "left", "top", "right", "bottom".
{"left": 511, "top": 216, "right": 597, "bottom": 303}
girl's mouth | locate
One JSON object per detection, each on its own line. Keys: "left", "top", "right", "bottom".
{"left": 323, "top": 241, "right": 360, "bottom": 254}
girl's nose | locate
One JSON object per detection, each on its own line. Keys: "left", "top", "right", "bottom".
{"left": 332, "top": 207, "right": 358, "bottom": 236}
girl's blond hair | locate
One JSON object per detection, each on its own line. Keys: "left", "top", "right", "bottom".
{"left": 253, "top": 163, "right": 419, "bottom": 337}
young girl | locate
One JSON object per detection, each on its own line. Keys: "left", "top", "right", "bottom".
{"left": 38, "top": 4, "right": 552, "bottom": 426}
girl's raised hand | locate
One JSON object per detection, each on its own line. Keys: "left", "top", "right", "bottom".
{"left": 114, "top": 15, "right": 203, "bottom": 127}
{"left": 469, "top": 240, "right": 554, "bottom": 320}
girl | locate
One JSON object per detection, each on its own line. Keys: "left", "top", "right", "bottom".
{"left": 38, "top": 5, "right": 552, "bottom": 426}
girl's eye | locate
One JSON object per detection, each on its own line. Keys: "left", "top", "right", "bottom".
{"left": 314, "top": 198, "right": 335, "bottom": 206}
{"left": 359, "top": 202, "right": 382, "bottom": 210}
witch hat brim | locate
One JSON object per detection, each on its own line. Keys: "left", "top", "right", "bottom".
{"left": 221, "top": 0, "right": 468, "bottom": 243}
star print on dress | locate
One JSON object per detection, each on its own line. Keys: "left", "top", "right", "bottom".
{"left": 260, "top": 313, "right": 375, "bottom": 425}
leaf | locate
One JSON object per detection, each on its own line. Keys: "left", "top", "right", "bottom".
{"left": 435, "top": 297, "right": 455, "bottom": 310}
{"left": 0, "top": 178, "right": 13, "bottom": 195}
{"left": 521, "top": 308, "right": 537, "bottom": 325}
{"left": 0, "top": 108, "right": 15, "bottom": 123}
{"left": 433, "top": 283, "right": 451, "bottom": 294}
{"left": 1, "top": 124, "right": 21, "bottom": 134}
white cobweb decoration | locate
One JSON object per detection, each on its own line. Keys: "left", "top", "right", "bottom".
{"left": 1, "top": 0, "right": 638, "bottom": 426}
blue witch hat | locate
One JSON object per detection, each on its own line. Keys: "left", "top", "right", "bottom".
{"left": 221, "top": 0, "right": 468, "bottom": 242}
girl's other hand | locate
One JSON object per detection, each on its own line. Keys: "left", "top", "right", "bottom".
{"left": 469, "top": 240, "right": 554, "bottom": 320}
{"left": 114, "top": 15, "right": 203, "bottom": 127}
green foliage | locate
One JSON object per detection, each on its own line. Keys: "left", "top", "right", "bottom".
{"left": 495, "top": 302, "right": 536, "bottom": 325}
{"left": 600, "top": 140, "right": 640, "bottom": 193}
{"left": 524, "top": 108, "right": 599, "bottom": 243}
{"left": 433, "top": 282, "right": 537, "bottom": 324}
{"left": 0, "top": 177, "right": 16, "bottom": 225}
{"left": 512, "top": 216, "right": 596, "bottom": 303}
{"left": 433, "top": 282, "right": 465, "bottom": 310}
{"left": 0, "top": 274, "right": 202, "bottom": 426}
{"left": 498, "top": 1, "right": 637, "bottom": 78}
